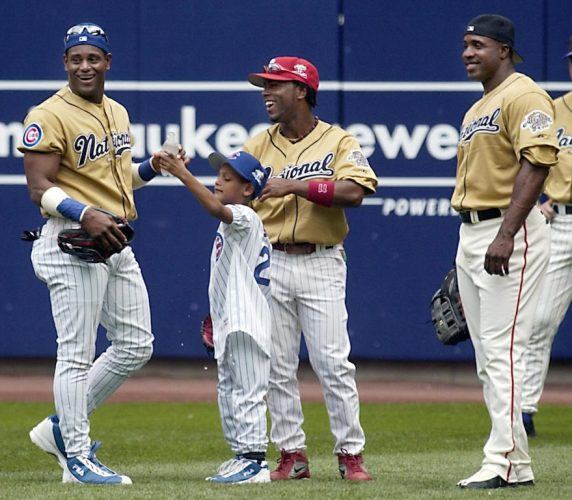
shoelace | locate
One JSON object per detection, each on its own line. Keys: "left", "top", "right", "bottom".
{"left": 275, "top": 449, "right": 296, "bottom": 471}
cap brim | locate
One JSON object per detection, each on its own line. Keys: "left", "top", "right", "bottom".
{"left": 563, "top": 51, "right": 572, "bottom": 59}
{"left": 512, "top": 49, "right": 524, "bottom": 64}
{"left": 207, "top": 152, "right": 229, "bottom": 171}
{"left": 248, "top": 72, "right": 303, "bottom": 87}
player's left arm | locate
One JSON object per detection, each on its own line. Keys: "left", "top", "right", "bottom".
{"left": 258, "top": 134, "right": 377, "bottom": 207}
{"left": 258, "top": 178, "right": 365, "bottom": 207}
{"left": 485, "top": 159, "right": 549, "bottom": 276}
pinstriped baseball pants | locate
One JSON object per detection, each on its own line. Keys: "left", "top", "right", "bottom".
{"left": 266, "top": 246, "right": 366, "bottom": 455}
{"left": 217, "top": 331, "right": 270, "bottom": 454}
{"left": 522, "top": 213, "right": 572, "bottom": 414}
{"left": 31, "top": 218, "right": 154, "bottom": 457}
{"left": 455, "top": 207, "right": 549, "bottom": 483}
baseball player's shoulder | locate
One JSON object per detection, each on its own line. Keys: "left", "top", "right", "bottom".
{"left": 243, "top": 123, "right": 280, "bottom": 154}
{"left": 553, "top": 93, "right": 572, "bottom": 114}
{"left": 225, "top": 203, "right": 260, "bottom": 230}
{"left": 506, "top": 73, "right": 551, "bottom": 101}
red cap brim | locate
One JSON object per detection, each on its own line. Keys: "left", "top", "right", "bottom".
{"left": 248, "top": 72, "right": 308, "bottom": 88}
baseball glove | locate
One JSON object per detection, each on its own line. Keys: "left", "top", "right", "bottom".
{"left": 430, "top": 267, "right": 470, "bottom": 345}
{"left": 200, "top": 314, "right": 214, "bottom": 355}
{"left": 57, "top": 208, "right": 134, "bottom": 264}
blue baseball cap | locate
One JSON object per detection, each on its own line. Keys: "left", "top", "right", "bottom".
{"left": 208, "top": 151, "right": 269, "bottom": 198}
{"left": 64, "top": 23, "right": 110, "bottom": 54}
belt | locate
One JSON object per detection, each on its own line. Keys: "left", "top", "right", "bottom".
{"left": 273, "top": 242, "right": 334, "bottom": 255}
{"left": 553, "top": 203, "right": 572, "bottom": 215}
{"left": 459, "top": 208, "right": 503, "bottom": 224}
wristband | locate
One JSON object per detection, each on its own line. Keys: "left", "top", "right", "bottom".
{"left": 132, "top": 158, "right": 158, "bottom": 190}
{"left": 138, "top": 158, "right": 158, "bottom": 181}
{"left": 40, "top": 186, "right": 87, "bottom": 221}
{"left": 307, "top": 180, "right": 335, "bottom": 207}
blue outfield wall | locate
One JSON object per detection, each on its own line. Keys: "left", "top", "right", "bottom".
{"left": 1, "top": 0, "right": 571, "bottom": 360}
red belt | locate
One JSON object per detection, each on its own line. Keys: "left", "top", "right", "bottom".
{"left": 273, "top": 242, "right": 333, "bottom": 255}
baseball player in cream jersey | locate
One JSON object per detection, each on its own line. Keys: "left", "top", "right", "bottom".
{"left": 243, "top": 56, "right": 377, "bottom": 481}
{"left": 452, "top": 15, "right": 559, "bottom": 489}
{"left": 521, "top": 38, "right": 572, "bottom": 437}
{"left": 19, "top": 24, "right": 169, "bottom": 485}
{"left": 157, "top": 150, "right": 272, "bottom": 484}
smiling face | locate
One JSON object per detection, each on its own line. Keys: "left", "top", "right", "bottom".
{"left": 214, "top": 164, "right": 254, "bottom": 205}
{"left": 261, "top": 80, "right": 307, "bottom": 124}
{"left": 64, "top": 45, "right": 111, "bottom": 103}
{"left": 462, "top": 34, "right": 509, "bottom": 85}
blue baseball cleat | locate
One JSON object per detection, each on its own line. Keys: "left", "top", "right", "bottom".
{"left": 206, "top": 458, "right": 270, "bottom": 484}
{"left": 522, "top": 412, "right": 536, "bottom": 437}
{"left": 63, "top": 455, "right": 132, "bottom": 485}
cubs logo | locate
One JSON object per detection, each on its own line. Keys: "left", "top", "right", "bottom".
{"left": 521, "top": 110, "right": 553, "bottom": 134}
{"left": 22, "top": 123, "right": 43, "bottom": 148}
{"left": 214, "top": 232, "right": 224, "bottom": 261}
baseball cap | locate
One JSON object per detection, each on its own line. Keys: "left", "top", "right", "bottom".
{"left": 248, "top": 56, "right": 319, "bottom": 91}
{"left": 563, "top": 35, "right": 572, "bottom": 59}
{"left": 465, "top": 14, "right": 523, "bottom": 64}
{"left": 64, "top": 23, "right": 110, "bottom": 54}
{"left": 208, "top": 151, "right": 269, "bottom": 198}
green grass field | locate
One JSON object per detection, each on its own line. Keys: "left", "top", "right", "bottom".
{"left": 0, "top": 402, "right": 571, "bottom": 499}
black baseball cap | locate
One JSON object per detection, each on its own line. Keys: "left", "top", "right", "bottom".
{"left": 465, "top": 14, "right": 523, "bottom": 64}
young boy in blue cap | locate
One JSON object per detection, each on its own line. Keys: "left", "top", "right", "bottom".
{"left": 158, "top": 150, "right": 272, "bottom": 484}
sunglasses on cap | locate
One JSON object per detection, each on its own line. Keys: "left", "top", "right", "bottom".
{"left": 64, "top": 24, "right": 108, "bottom": 43}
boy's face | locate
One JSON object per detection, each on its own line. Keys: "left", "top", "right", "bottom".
{"left": 214, "top": 164, "right": 254, "bottom": 204}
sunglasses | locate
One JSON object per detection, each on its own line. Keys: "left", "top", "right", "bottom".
{"left": 64, "top": 24, "right": 108, "bottom": 43}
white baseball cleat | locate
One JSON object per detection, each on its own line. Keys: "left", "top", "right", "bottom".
{"left": 29, "top": 414, "right": 67, "bottom": 470}
{"left": 206, "top": 458, "right": 270, "bottom": 484}
{"left": 458, "top": 467, "right": 514, "bottom": 489}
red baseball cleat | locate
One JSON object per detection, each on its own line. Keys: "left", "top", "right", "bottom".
{"left": 270, "top": 449, "right": 311, "bottom": 480}
{"left": 338, "top": 449, "right": 372, "bottom": 481}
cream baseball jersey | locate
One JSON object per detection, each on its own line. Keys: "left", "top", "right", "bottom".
{"left": 452, "top": 73, "right": 559, "bottom": 211}
{"left": 18, "top": 86, "right": 136, "bottom": 220}
{"left": 208, "top": 204, "right": 272, "bottom": 360}
{"left": 544, "top": 93, "right": 572, "bottom": 203}
{"left": 244, "top": 120, "right": 378, "bottom": 245}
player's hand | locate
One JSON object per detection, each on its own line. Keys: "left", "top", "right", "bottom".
{"left": 81, "top": 208, "right": 126, "bottom": 251}
{"left": 155, "top": 151, "right": 188, "bottom": 178}
{"left": 484, "top": 232, "right": 514, "bottom": 276}
{"left": 258, "top": 178, "right": 295, "bottom": 201}
{"left": 538, "top": 199, "right": 555, "bottom": 222}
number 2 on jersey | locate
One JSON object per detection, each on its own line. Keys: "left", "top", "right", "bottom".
{"left": 254, "top": 246, "right": 271, "bottom": 286}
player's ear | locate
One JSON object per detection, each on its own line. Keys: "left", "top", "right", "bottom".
{"left": 243, "top": 182, "right": 255, "bottom": 199}
{"left": 295, "top": 83, "right": 308, "bottom": 101}
{"left": 105, "top": 53, "right": 112, "bottom": 71}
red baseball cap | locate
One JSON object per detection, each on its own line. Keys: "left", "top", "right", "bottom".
{"left": 248, "top": 56, "right": 319, "bottom": 91}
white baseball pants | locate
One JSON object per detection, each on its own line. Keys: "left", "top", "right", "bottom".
{"left": 217, "top": 331, "right": 270, "bottom": 454}
{"left": 455, "top": 207, "right": 549, "bottom": 483}
{"left": 522, "top": 212, "right": 572, "bottom": 414}
{"left": 266, "top": 246, "right": 366, "bottom": 455}
{"left": 31, "top": 218, "right": 154, "bottom": 457}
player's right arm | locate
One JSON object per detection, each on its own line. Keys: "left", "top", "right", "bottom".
{"left": 23, "top": 151, "right": 126, "bottom": 249}
{"left": 156, "top": 152, "right": 233, "bottom": 224}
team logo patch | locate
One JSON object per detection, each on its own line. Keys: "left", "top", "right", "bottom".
{"left": 22, "top": 123, "right": 43, "bottom": 148}
{"left": 214, "top": 233, "right": 224, "bottom": 261}
{"left": 347, "top": 150, "right": 370, "bottom": 168}
{"left": 521, "top": 110, "right": 553, "bottom": 134}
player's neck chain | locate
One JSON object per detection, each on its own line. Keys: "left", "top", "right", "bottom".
{"left": 282, "top": 116, "right": 319, "bottom": 144}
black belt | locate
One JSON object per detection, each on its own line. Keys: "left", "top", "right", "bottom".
{"left": 459, "top": 208, "right": 503, "bottom": 224}
{"left": 273, "top": 242, "right": 334, "bottom": 255}
{"left": 553, "top": 204, "right": 572, "bottom": 215}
